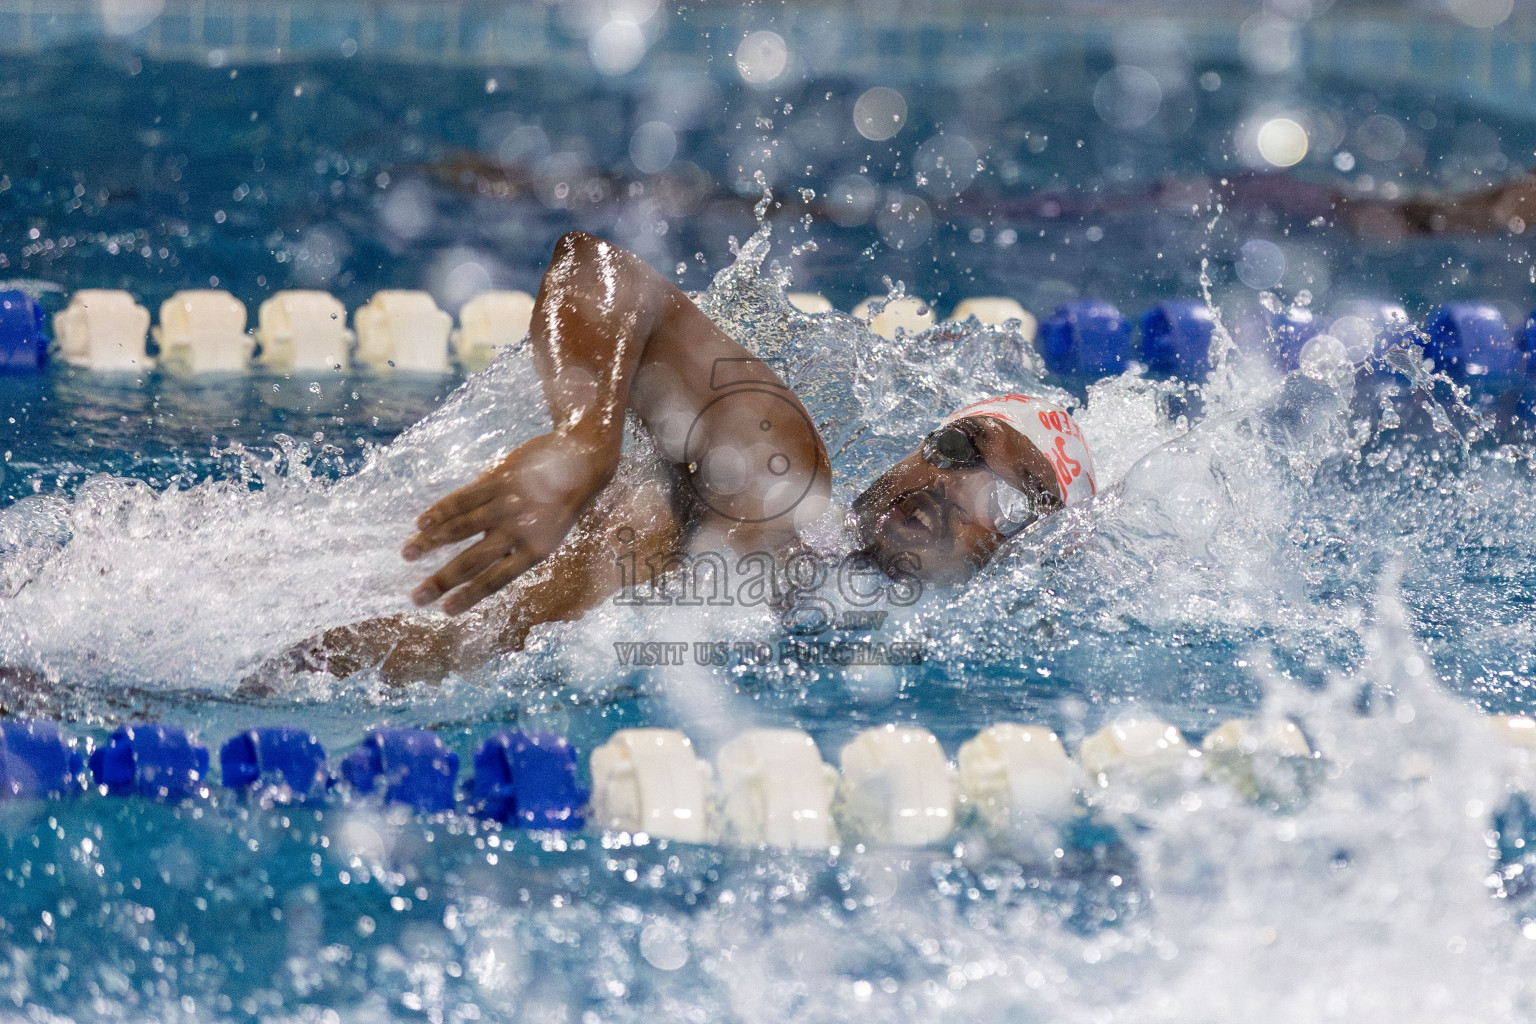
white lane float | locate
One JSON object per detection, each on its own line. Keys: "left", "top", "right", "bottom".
{"left": 958, "top": 724, "right": 1078, "bottom": 833}
{"left": 837, "top": 724, "right": 955, "bottom": 846}
{"left": 154, "top": 290, "right": 253, "bottom": 373}
{"left": 256, "top": 290, "right": 352, "bottom": 371}
{"left": 1489, "top": 714, "right": 1536, "bottom": 749}
{"left": 1488, "top": 715, "right": 1536, "bottom": 790}
{"left": 1078, "top": 718, "right": 1202, "bottom": 811}
{"left": 949, "top": 297, "right": 1038, "bottom": 341}
{"left": 852, "top": 295, "right": 936, "bottom": 339}
{"left": 1201, "top": 717, "right": 1312, "bottom": 761}
{"left": 587, "top": 728, "right": 714, "bottom": 843}
{"left": 787, "top": 292, "right": 834, "bottom": 314}
{"left": 715, "top": 728, "right": 840, "bottom": 850}
{"left": 354, "top": 290, "right": 452, "bottom": 372}
{"left": 53, "top": 289, "right": 152, "bottom": 371}
{"left": 451, "top": 290, "right": 534, "bottom": 373}
{"left": 1201, "top": 717, "right": 1317, "bottom": 806}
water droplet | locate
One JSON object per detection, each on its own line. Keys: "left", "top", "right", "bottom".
{"left": 639, "top": 921, "right": 689, "bottom": 971}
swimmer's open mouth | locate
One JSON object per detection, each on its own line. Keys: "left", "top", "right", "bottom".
{"left": 890, "top": 488, "right": 945, "bottom": 540}
{"left": 849, "top": 479, "right": 944, "bottom": 547}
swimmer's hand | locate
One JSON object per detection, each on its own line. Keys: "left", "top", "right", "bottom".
{"left": 402, "top": 431, "right": 616, "bottom": 614}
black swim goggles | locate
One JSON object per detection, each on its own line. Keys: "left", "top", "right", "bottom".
{"left": 919, "top": 421, "right": 986, "bottom": 470}
{"left": 918, "top": 420, "right": 1040, "bottom": 536}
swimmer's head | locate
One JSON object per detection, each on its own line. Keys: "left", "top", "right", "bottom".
{"left": 850, "top": 396, "right": 1096, "bottom": 585}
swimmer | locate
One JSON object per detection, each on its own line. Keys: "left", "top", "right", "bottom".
{"left": 244, "top": 233, "right": 1096, "bottom": 690}
{"left": 436, "top": 141, "right": 1536, "bottom": 243}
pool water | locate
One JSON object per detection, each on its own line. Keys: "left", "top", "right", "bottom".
{"left": 1, "top": 20, "right": 1536, "bottom": 1024}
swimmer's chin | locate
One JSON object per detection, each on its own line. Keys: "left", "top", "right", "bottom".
{"left": 855, "top": 533, "right": 980, "bottom": 588}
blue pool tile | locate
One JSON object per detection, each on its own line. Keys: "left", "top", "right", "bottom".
{"left": 458, "top": 10, "right": 488, "bottom": 52}
{"left": 158, "top": 13, "right": 191, "bottom": 45}
{"left": 415, "top": 17, "right": 448, "bottom": 52}
{"left": 918, "top": 26, "right": 945, "bottom": 59}
{"left": 290, "top": 13, "right": 359, "bottom": 48}
{"left": 374, "top": 13, "right": 405, "bottom": 51}
{"left": 247, "top": 14, "right": 278, "bottom": 47}
{"left": 203, "top": 15, "right": 234, "bottom": 46}
{"left": 31, "top": 11, "right": 88, "bottom": 46}
{"left": 1451, "top": 32, "right": 1483, "bottom": 84}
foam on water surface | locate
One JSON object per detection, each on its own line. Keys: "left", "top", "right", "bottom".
{"left": 0, "top": 344, "right": 550, "bottom": 696}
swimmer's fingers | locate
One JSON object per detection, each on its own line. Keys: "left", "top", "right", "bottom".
{"left": 440, "top": 550, "right": 540, "bottom": 615}
{"left": 415, "top": 482, "right": 497, "bottom": 534}
{"left": 402, "top": 502, "right": 507, "bottom": 561}
{"left": 415, "top": 430, "right": 612, "bottom": 536}
{"left": 410, "top": 533, "right": 512, "bottom": 607}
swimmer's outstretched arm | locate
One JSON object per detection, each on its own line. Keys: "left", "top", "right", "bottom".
{"left": 403, "top": 231, "right": 830, "bottom": 614}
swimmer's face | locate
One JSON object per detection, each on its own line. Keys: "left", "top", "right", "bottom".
{"left": 850, "top": 417, "right": 1063, "bottom": 585}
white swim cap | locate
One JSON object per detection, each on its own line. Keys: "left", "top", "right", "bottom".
{"left": 942, "top": 393, "right": 1098, "bottom": 506}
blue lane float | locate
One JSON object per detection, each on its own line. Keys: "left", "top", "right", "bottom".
{"left": 0, "top": 720, "right": 84, "bottom": 798}
{"left": 340, "top": 728, "right": 459, "bottom": 812}
{"left": 221, "top": 727, "right": 329, "bottom": 799}
{"left": 472, "top": 731, "right": 589, "bottom": 830}
{"left": 1139, "top": 300, "right": 1216, "bottom": 376}
{"left": 1327, "top": 299, "right": 1418, "bottom": 364}
{"left": 1263, "top": 307, "right": 1323, "bottom": 371}
{"left": 89, "top": 724, "right": 210, "bottom": 801}
{"left": 0, "top": 290, "right": 48, "bottom": 373}
{"left": 1361, "top": 301, "right": 1417, "bottom": 355}
{"left": 1040, "top": 300, "right": 1132, "bottom": 378}
{"left": 1424, "top": 304, "right": 1521, "bottom": 381}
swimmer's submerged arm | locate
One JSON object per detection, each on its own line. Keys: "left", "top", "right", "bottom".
{"left": 404, "top": 231, "right": 829, "bottom": 614}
